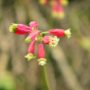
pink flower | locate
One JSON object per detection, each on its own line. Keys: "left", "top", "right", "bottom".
{"left": 42, "top": 36, "right": 50, "bottom": 44}
{"left": 28, "top": 40, "right": 35, "bottom": 54}
{"left": 29, "top": 21, "right": 39, "bottom": 30}
{"left": 37, "top": 43, "right": 47, "bottom": 66}
{"left": 38, "top": 43, "right": 45, "bottom": 58}
{"left": 9, "top": 24, "right": 31, "bottom": 35}
{"left": 49, "top": 29, "right": 65, "bottom": 37}
{"left": 49, "top": 29, "right": 71, "bottom": 38}
{"left": 52, "top": 1, "right": 64, "bottom": 19}
{"left": 25, "top": 30, "right": 40, "bottom": 43}
{"left": 25, "top": 40, "right": 36, "bottom": 61}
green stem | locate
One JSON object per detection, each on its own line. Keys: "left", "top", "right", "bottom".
{"left": 41, "top": 31, "right": 48, "bottom": 36}
{"left": 43, "top": 66, "right": 50, "bottom": 90}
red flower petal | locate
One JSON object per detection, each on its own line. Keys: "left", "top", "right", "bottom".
{"left": 49, "top": 29, "right": 65, "bottom": 37}
{"left": 28, "top": 40, "right": 35, "bottom": 54}
{"left": 38, "top": 43, "right": 45, "bottom": 58}
{"left": 16, "top": 24, "right": 31, "bottom": 35}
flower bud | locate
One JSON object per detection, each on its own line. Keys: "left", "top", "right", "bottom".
{"left": 9, "top": 24, "right": 31, "bottom": 35}
{"left": 49, "top": 29, "right": 65, "bottom": 37}
{"left": 25, "top": 40, "right": 36, "bottom": 61}
{"left": 38, "top": 43, "right": 45, "bottom": 58}
{"left": 49, "top": 29, "right": 71, "bottom": 38}
{"left": 37, "top": 43, "right": 47, "bottom": 66}
{"left": 28, "top": 40, "right": 35, "bottom": 53}
{"left": 52, "top": 1, "right": 64, "bottom": 19}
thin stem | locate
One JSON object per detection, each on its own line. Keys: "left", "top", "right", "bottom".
{"left": 41, "top": 31, "right": 48, "bottom": 36}
{"left": 43, "top": 66, "right": 50, "bottom": 90}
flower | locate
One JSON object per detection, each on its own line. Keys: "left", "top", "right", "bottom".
{"left": 39, "top": 0, "right": 69, "bottom": 19}
{"left": 49, "top": 29, "right": 65, "bottom": 37}
{"left": 42, "top": 36, "right": 50, "bottom": 44}
{"left": 52, "top": 1, "right": 65, "bottom": 19}
{"left": 25, "top": 30, "right": 40, "bottom": 43}
{"left": 49, "top": 36, "right": 59, "bottom": 47}
{"left": 42, "top": 35, "right": 59, "bottom": 47}
{"left": 37, "top": 43, "right": 47, "bottom": 66}
{"left": 25, "top": 40, "right": 36, "bottom": 61}
{"left": 49, "top": 28, "right": 71, "bottom": 38}
{"left": 9, "top": 21, "right": 71, "bottom": 66}
{"left": 29, "top": 21, "right": 39, "bottom": 30}
{"left": 9, "top": 23, "right": 31, "bottom": 35}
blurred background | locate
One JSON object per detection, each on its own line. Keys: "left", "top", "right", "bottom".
{"left": 0, "top": 0, "right": 90, "bottom": 90}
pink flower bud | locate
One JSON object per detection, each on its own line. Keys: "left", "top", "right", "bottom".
{"left": 38, "top": 43, "right": 45, "bottom": 58}
{"left": 42, "top": 36, "right": 50, "bottom": 44}
{"left": 49, "top": 29, "right": 65, "bottom": 37}
{"left": 25, "top": 40, "right": 36, "bottom": 61}
{"left": 28, "top": 40, "right": 35, "bottom": 54}
{"left": 51, "top": 1, "right": 64, "bottom": 19}
{"left": 25, "top": 30, "right": 40, "bottom": 43}
{"left": 49, "top": 29, "right": 71, "bottom": 38}
{"left": 9, "top": 24, "right": 31, "bottom": 35}
{"left": 38, "top": 43, "right": 47, "bottom": 66}
{"left": 29, "top": 21, "right": 39, "bottom": 30}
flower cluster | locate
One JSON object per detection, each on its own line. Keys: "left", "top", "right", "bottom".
{"left": 39, "top": 0, "right": 68, "bottom": 19}
{"left": 9, "top": 21, "right": 71, "bottom": 66}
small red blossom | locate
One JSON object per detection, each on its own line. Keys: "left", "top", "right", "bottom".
{"left": 52, "top": 1, "right": 64, "bottom": 19}
{"left": 25, "top": 40, "right": 36, "bottom": 61}
{"left": 9, "top": 24, "right": 31, "bottom": 35}
{"left": 38, "top": 43, "right": 45, "bottom": 58}
{"left": 28, "top": 40, "right": 35, "bottom": 54}
{"left": 49, "top": 29, "right": 71, "bottom": 38}
{"left": 37, "top": 43, "right": 47, "bottom": 66}
{"left": 49, "top": 29, "right": 65, "bottom": 37}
